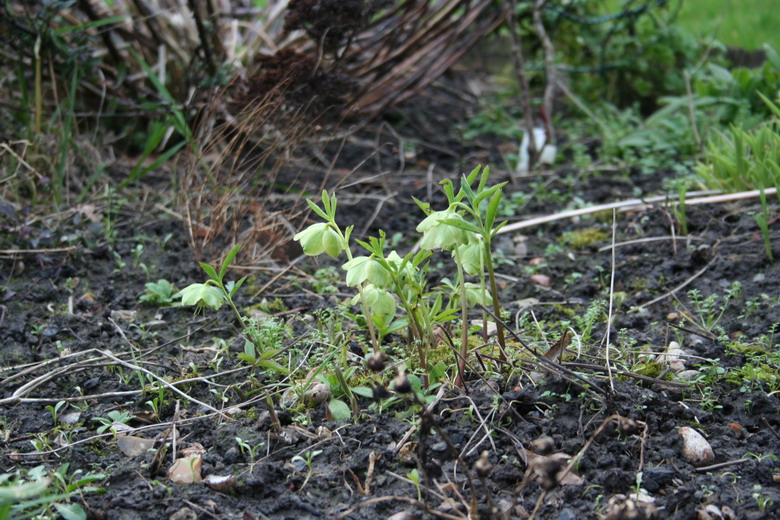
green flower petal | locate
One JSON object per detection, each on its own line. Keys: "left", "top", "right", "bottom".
{"left": 178, "top": 283, "right": 225, "bottom": 309}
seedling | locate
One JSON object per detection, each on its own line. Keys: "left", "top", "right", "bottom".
{"left": 139, "top": 279, "right": 177, "bottom": 306}
{"left": 235, "top": 437, "right": 264, "bottom": 473}
{"left": 92, "top": 410, "right": 132, "bottom": 435}
{"left": 178, "top": 245, "right": 284, "bottom": 429}
{"left": 0, "top": 463, "right": 104, "bottom": 520}
{"left": 291, "top": 449, "right": 322, "bottom": 491}
{"left": 683, "top": 282, "right": 741, "bottom": 334}
{"left": 407, "top": 468, "right": 422, "bottom": 501}
{"left": 753, "top": 484, "right": 774, "bottom": 511}
{"left": 177, "top": 245, "right": 247, "bottom": 327}
{"left": 45, "top": 401, "right": 66, "bottom": 425}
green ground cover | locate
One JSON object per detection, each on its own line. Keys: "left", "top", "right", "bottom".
{"left": 604, "top": 0, "right": 778, "bottom": 50}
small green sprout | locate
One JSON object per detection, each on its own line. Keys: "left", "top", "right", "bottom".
{"left": 139, "top": 279, "right": 177, "bottom": 306}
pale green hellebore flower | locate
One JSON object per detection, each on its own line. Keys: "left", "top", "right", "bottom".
{"left": 456, "top": 241, "right": 484, "bottom": 276}
{"left": 351, "top": 284, "right": 396, "bottom": 323}
{"left": 463, "top": 282, "right": 490, "bottom": 307}
{"left": 416, "top": 208, "right": 471, "bottom": 251}
{"left": 178, "top": 283, "right": 225, "bottom": 309}
{"left": 343, "top": 256, "right": 390, "bottom": 287}
{"left": 293, "top": 222, "right": 343, "bottom": 258}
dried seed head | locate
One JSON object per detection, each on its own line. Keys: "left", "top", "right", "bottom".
{"left": 393, "top": 373, "right": 412, "bottom": 394}
{"left": 367, "top": 352, "right": 386, "bottom": 372}
{"left": 617, "top": 417, "right": 640, "bottom": 435}
{"left": 531, "top": 435, "right": 556, "bottom": 455}
{"left": 373, "top": 384, "right": 390, "bottom": 400}
{"left": 534, "top": 455, "right": 566, "bottom": 491}
{"left": 474, "top": 451, "right": 492, "bottom": 479}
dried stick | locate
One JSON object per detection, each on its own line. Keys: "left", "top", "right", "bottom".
{"left": 637, "top": 256, "right": 718, "bottom": 309}
{"left": 97, "top": 350, "right": 229, "bottom": 419}
{"left": 497, "top": 188, "right": 777, "bottom": 236}
{"left": 604, "top": 209, "right": 617, "bottom": 393}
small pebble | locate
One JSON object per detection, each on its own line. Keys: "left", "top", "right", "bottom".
{"left": 530, "top": 274, "right": 552, "bottom": 287}
{"left": 387, "top": 512, "right": 417, "bottom": 520}
{"left": 676, "top": 370, "right": 701, "bottom": 382}
{"left": 204, "top": 474, "right": 236, "bottom": 491}
{"left": 679, "top": 426, "right": 714, "bottom": 467}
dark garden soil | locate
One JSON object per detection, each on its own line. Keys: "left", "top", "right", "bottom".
{"left": 2, "top": 85, "right": 780, "bottom": 520}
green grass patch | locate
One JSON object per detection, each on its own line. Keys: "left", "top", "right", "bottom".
{"left": 674, "top": 0, "right": 779, "bottom": 50}
{"left": 603, "top": 0, "right": 778, "bottom": 50}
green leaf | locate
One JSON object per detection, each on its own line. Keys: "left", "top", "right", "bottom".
{"left": 200, "top": 263, "right": 220, "bottom": 283}
{"left": 54, "top": 15, "right": 126, "bottom": 35}
{"left": 328, "top": 399, "right": 351, "bottom": 421}
{"left": 477, "top": 165, "right": 490, "bottom": 192}
{"left": 461, "top": 175, "right": 476, "bottom": 204}
{"left": 230, "top": 276, "right": 247, "bottom": 298}
{"left": 412, "top": 196, "right": 430, "bottom": 214}
{"left": 0, "top": 478, "right": 50, "bottom": 504}
{"left": 351, "top": 386, "right": 374, "bottom": 398}
{"left": 237, "top": 353, "right": 256, "bottom": 364}
{"left": 220, "top": 245, "right": 241, "bottom": 280}
{"left": 758, "top": 91, "right": 780, "bottom": 120}
{"left": 440, "top": 218, "right": 481, "bottom": 234}
{"left": 429, "top": 361, "right": 447, "bottom": 382}
{"left": 306, "top": 199, "right": 330, "bottom": 221}
{"left": 55, "top": 503, "right": 86, "bottom": 520}
{"left": 321, "top": 190, "right": 332, "bottom": 215}
{"left": 485, "top": 190, "right": 502, "bottom": 230}
{"left": 255, "top": 359, "right": 290, "bottom": 374}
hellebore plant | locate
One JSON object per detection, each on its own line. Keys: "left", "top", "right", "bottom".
{"left": 177, "top": 245, "right": 285, "bottom": 428}
{"left": 414, "top": 165, "right": 508, "bottom": 384}
{"left": 294, "top": 191, "right": 383, "bottom": 356}
{"left": 294, "top": 165, "right": 508, "bottom": 388}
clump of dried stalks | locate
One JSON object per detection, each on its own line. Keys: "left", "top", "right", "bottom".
{"left": 180, "top": 0, "right": 505, "bottom": 266}
{"left": 1, "top": 0, "right": 504, "bottom": 265}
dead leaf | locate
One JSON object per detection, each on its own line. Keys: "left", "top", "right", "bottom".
{"left": 168, "top": 456, "right": 202, "bottom": 484}
{"left": 117, "top": 435, "right": 155, "bottom": 457}
{"left": 519, "top": 448, "right": 583, "bottom": 488}
{"left": 544, "top": 330, "right": 571, "bottom": 362}
{"left": 204, "top": 474, "right": 236, "bottom": 491}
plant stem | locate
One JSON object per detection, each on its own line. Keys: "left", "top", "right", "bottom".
{"left": 342, "top": 237, "right": 380, "bottom": 354}
{"left": 264, "top": 392, "right": 281, "bottom": 431}
{"left": 455, "top": 251, "right": 469, "bottom": 388}
{"left": 483, "top": 240, "right": 507, "bottom": 361}
{"left": 398, "top": 297, "right": 429, "bottom": 387}
{"left": 222, "top": 285, "right": 248, "bottom": 333}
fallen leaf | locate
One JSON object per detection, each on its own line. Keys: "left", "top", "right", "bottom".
{"left": 117, "top": 435, "right": 155, "bottom": 457}
{"left": 204, "top": 474, "right": 236, "bottom": 491}
{"left": 168, "top": 456, "right": 202, "bottom": 484}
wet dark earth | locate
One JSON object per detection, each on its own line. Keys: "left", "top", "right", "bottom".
{"left": 2, "top": 97, "right": 780, "bottom": 520}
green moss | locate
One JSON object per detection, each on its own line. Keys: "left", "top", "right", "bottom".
{"left": 560, "top": 227, "right": 609, "bottom": 249}
{"left": 246, "top": 297, "right": 287, "bottom": 314}
{"left": 726, "top": 363, "right": 780, "bottom": 392}
{"left": 726, "top": 341, "right": 768, "bottom": 357}
{"left": 629, "top": 277, "right": 650, "bottom": 292}
{"left": 552, "top": 304, "right": 577, "bottom": 318}
{"left": 632, "top": 361, "right": 671, "bottom": 379}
